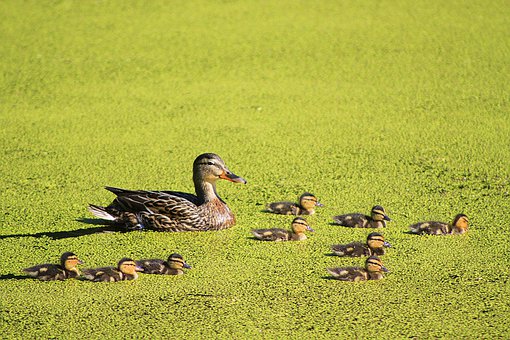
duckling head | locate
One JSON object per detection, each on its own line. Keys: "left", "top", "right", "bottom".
{"left": 299, "top": 193, "right": 323, "bottom": 210}
{"left": 371, "top": 206, "right": 391, "bottom": 221}
{"left": 291, "top": 217, "right": 314, "bottom": 234}
{"left": 61, "top": 252, "right": 84, "bottom": 273}
{"left": 167, "top": 253, "right": 192, "bottom": 270}
{"left": 118, "top": 258, "right": 143, "bottom": 276}
{"left": 366, "top": 256, "right": 389, "bottom": 273}
{"left": 366, "top": 232, "right": 391, "bottom": 250}
{"left": 193, "top": 153, "right": 246, "bottom": 185}
{"left": 452, "top": 214, "right": 469, "bottom": 233}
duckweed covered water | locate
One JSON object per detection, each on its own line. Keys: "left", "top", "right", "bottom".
{"left": 1, "top": 0, "right": 509, "bottom": 338}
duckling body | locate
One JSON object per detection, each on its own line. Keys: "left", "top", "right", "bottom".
{"left": 88, "top": 153, "right": 246, "bottom": 232}
{"left": 251, "top": 217, "right": 314, "bottom": 241}
{"left": 266, "top": 193, "right": 323, "bottom": 215}
{"left": 136, "top": 253, "right": 191, "bottom": 275}
{"left": 83, "top": 258, "right": 142, "bottom": 282}
{"left": 23, "top": 252, "right": 83, "bottom": 281}
{"left": 332, "top": 206, "right": 391, "bottom": 228}
{"left": 409, "top": 214, "right": 469, "bottom": 235}
{"left": 332, "top": 232, "right": 391, "bottom": 257}
{"left": 327, "top": 256, "right": 388, "bottom": 281}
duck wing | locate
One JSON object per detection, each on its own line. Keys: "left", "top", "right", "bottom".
{"left": 331, "top": 242, "right": 369, "bottom": 257}
{"left": 251, "top": 228, "right": 290, "bottom": 241}
{"left": 104, "top": 187, "right": 206, "bottom": 231}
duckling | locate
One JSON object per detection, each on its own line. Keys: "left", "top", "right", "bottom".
{"left": 332, "top": 205, "right": 391, "bottom": 228}
{"left": 251, "top": 217, "right": 314, "bottom": 241}
{"left": 136, "top": 253, "right": 191, "bottom": 275}
{"left": 23, "top": 252, "right": 83, "bottom": 281}
{"left": 331, "top": 232, "right": 391, "bottom": 257}
{"left": 327, "top": 256, "right": 389, "bottom": 281}
{"left": 266, "top": 192, "right": 323, "bottom": 215}
{"left": 88, "top": 153, "right": 246, "bottom": 231}
{"left": 409, "top": 214, "right": 469, "bottom": 235}
{"left": 82, "top": 258, "right": 142, "bottom": 282}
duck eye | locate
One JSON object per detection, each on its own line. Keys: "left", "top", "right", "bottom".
{"left": 207, "top": 161, "right": 215, "bottom": 166}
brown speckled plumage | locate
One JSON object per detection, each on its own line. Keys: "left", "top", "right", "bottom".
{"left": 88, "top": 153, "right": 246, "bottom": 232}
{"left": 409, "top": 214, "right": 469, "bottom": 235}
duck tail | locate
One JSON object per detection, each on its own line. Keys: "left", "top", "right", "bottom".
{"left": 408, "top": 223, "right": 420, "bottom": 234}
{"left": 88, "top": 204, "right": 117, "bottom": 221}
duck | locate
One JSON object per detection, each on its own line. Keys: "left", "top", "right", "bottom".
{"left": 331, "top": 232, "right": 391, "bottom": 257}
{"left": 88, "top": 153, "right": 246, "bottom": 232}
{"left": 327, "top": 256, "right": 389, "bottom": 281}
{"left": 266, "top": 192, "right": 323, "bottom": 215}
{"left": 82, "top": 258, "right": 142, "bottom": 282}
{"left": 251, "top": 217, "right": 314, "bottom": 241}
{"left": 332, "top": 205, "right": 391, "bottom": 228}
{"left": 23, "top": 252, "right": 83, "bottom": 281}
{"left": 136, "top": 253, "right": 191, "bottom": 275}
{"left": 409, "top": 214, "right": 469, "bottom": 235}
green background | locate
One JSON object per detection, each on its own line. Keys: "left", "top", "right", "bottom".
{"left": 1, "top": 0, "right": 509, "bottom": 338}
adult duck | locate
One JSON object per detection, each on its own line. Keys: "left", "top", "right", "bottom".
{"left": 88, "top": 153, "right": 246, "bottom": 231}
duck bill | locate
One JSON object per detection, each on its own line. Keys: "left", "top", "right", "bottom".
{"left": 384, "top": 215, "right": 391, "bottom": 221}
{"left": 77, "top": 259, "right": 84, "bottom": 265}
{"left": 306, "top": 226, "right": 315, "bottom": 232}
{"left": 381, "top": 266, "right": 390, "bottom": 273}
{"left": 219, "top": 171, "right": 247, "bottom": 184}
{"left": 383, "top": 241, "right": 392, "bottom": 248}
{"left": 183, "top": 263, "right": 192, "bottom": 269}
{"left": 316, "top": 202, "right": 324, "bottom": 207}
{"left": 135, "top": 266, "right": 144, "bottom": 272}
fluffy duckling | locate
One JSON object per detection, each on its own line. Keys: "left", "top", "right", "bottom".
{"left": 332, "top": 205, "right": 391, "bottom": 228}
{"left": 266, "top": 192, "right": 323, "bottom": 215}
{"left": 136, "top": 253, "right": 191, "bottom": 275}
{"left": 82, "top": 258, "right": 142, "bottom": 282}
{"left": 251, "top": 217, "right": 314, "bottom": 241}
{"left": 409, "top": 214, "right": 469, "bottom": 235}
{"left": 331, "top": 232, "right": 391, "bottom": 257}
{"left": 327, "top": 256, "right": 389, "bottom": 281}
{"left": 23, "top": 252, "right": 83, "bottom": 281}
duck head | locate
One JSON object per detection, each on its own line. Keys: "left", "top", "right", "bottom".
{"left": 291, "top": 217, "right": 314, "bottom": 234}
{"left": 366, "top": 232, "right": 391, "bottom": 250}
{"left": 371, "top": 206, "right": 391, "bottom": 222}
{"left": 452, "top": 214, "right": 469, "bottom": 234}
{"left": 118, "top": 258, "right": 143, "bottom": 277}
{"left": 366, "top": 255, "right": 389, "bottom": 273}
{"left": 168, "top": 253, "right": 192, "bottom": 270}
{"left": 193, "top": 153, "right": 246, "bottom": 185}
{"left": 299, "top": 193, "right": 323, "bottom": 210}
{"left": 61, "top": 252, "right": 84, "bottom": 273}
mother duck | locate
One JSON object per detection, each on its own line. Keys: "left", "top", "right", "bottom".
{"left": 88, "top": 153, "right": 246, "bottom": 232}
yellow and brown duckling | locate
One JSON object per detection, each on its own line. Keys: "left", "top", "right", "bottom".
{"left": 409, "top": 214, "right": 469, "bottom": 235}
{"left": 266, "top": 192, "right": 323, "bottom": 215}
{"left": 88, "top": 153, "right": 246, "bottom": 232}
{"left": 82, "top": 258, "right": 142, "bottom": 282}
{"left": 251, "top": 217, "right": 314, "bottom": 241}
{"left": 331, "top": 232, "right": 391, "bottom": 257}
{"left": 136, "top": 253, "right": 191, "bottom": 275}
{"left": 332, "top": 205, "right": 391, "bottom": 228}
{"left": 23, "top": 252, "right": 83, "bottom": 281}
{"left": 327, "top": 256, "right": 389, "bottom": 282}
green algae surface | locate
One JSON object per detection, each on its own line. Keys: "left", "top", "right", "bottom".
{"left": 1, "top": 0, "right": 509, "bottom": 338}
